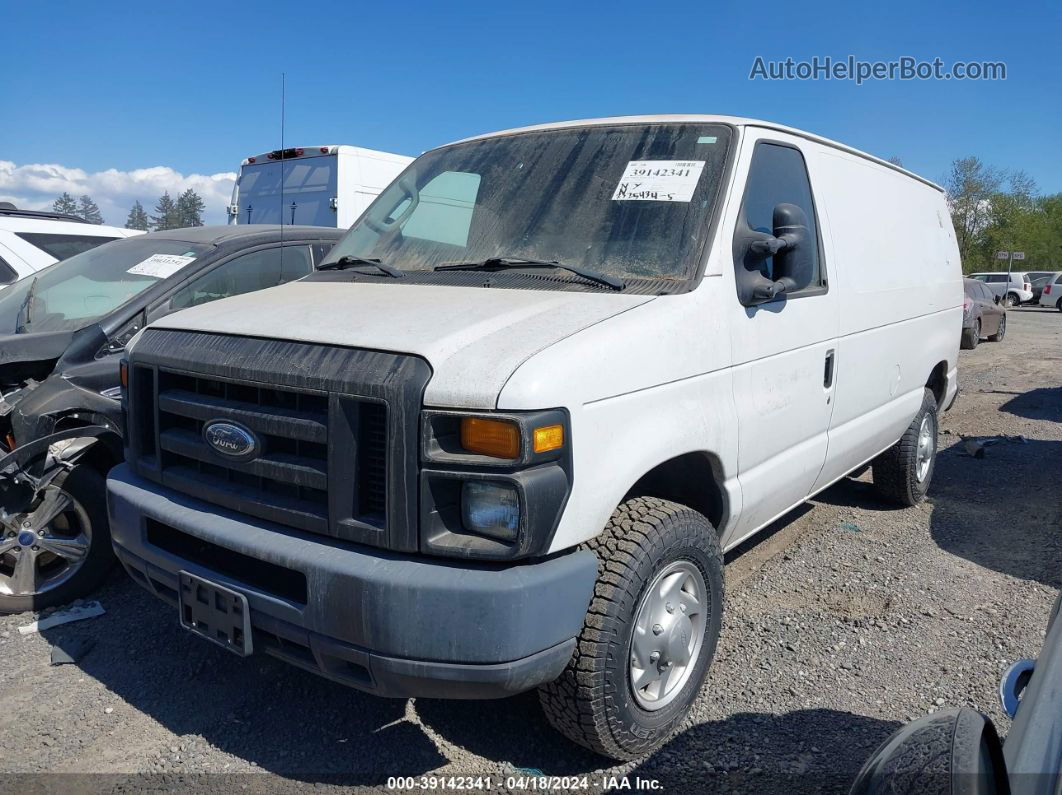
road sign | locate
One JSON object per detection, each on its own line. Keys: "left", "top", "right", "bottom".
{"left": 1012, "top": 252, "right": 1025, "bottom": 261}
{"left": 997, "top": 251, "right": 1010, "bottom": 260}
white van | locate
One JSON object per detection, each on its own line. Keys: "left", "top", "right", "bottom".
{"left": 0, "top": 204, "right": 141, "bottom": 289}
{"left": 108, "top": 116, "right": 962, "bottom": 759}
{"left": 226, "top": 145, "right": 413, "bottom": 228}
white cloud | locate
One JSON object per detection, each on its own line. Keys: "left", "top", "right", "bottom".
{"left": 0, "top": 160, "right": 236, "bottom": 227}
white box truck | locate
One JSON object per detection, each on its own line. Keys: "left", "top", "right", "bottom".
{"left": 226, "top": 145, "right": 413, "bottom": 228}
{"left": 110, "top": 116, "right": 962, "bottom": 759}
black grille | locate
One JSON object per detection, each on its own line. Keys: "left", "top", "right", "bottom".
{"left": 125, "top": 329, "right": 430, "bottom": 552}
{"left": 357, "top": 401, "right": 388, "bottom": 520}
{"left": 155, "top": 370, "right": 342, "bottom": 535}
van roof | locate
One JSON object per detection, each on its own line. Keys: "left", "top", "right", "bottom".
{"left": 446, "top": 115, "right": 943, "bottom": 192}
{"left": 239, "top": 145, "right": 412, "bottom": 166}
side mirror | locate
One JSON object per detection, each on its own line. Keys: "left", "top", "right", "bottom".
{"left": 734, "top": 202, "right": 815, "bottom": 305}
{"left": 994, "top": 294, "right": 1002, "bottom": 305}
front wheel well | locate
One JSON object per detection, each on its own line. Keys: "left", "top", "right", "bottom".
{"left": 623, "top": 452, "right": 727, "bottom": 532}
{"left": 926, "top": 361, "right": 948, "bottom": 408}
{"left": 48, "top": 415, "right": 122, "bottom": 476}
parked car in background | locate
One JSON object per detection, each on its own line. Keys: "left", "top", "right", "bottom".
{"left": 108, "top": 115, "right": 962, "bottom": 758}
{"left": 0, "top": 203, "right": 141, "bottom": 290}
{"left": 1037, "top": 272, "right": 1062, "bottom": 310}
{"left": 961, "top": 277, "right": 1006, "bottom": 349}
{"left": 970, "top": 271, "right": 1032, "bottom": 307}
{"left": 1025, "top": 270, "right": 1061, "bottom": 304}
{"left": 0, "top": 225, "right": 343, "bottom": 613}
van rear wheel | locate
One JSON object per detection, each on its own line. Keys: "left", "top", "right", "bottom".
{"left": 872, "top": 388, "right": 938, "bottom": 506}
{"left": 538, "top": 497, "right": 723, "bottom": 760}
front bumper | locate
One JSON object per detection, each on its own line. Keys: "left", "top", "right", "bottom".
{"left": 107, "top": 463, "right": 597, "bottom": 699}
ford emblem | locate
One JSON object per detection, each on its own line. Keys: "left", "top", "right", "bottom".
{"left": 203, "top": 420, "right": 259, "bottom": 460}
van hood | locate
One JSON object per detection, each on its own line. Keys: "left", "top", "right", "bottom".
{"left": 147, "top": 281, "right": 654, "bottom": 408}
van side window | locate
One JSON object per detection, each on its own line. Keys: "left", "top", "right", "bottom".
{"left": 170, "top": 245, "right": 313, "bottom": 310}
{"left": 734, "top": 142, "right": 824, "bottom": 303}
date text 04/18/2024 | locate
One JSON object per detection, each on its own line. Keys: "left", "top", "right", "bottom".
{"left": 385, "top": 775, "right": 664, "bottom": 791}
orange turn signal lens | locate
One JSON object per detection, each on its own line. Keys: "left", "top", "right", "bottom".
{"left": 119, "top": 362, "right": 129, "bottom": 389}
{"left": 533, "top": 424, "right": 564, "bottom": 454}
{"left": 460, "top": 417, "right": 520, "bottom": 459}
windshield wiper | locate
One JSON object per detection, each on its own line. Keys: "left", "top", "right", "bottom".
{"left": 14, "top": 277, "right": 38, "bottom": 334}
{"left": 318, "top": 255, "right": 403, "bottom": 278}
{"left": 434, "top": 257, "right": 625, "bottom": 291}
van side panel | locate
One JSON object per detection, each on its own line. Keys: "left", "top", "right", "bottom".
{"left": 808, "top": 148, "right": 962, "bottom": 491}
{"left": 341, "top": 149, "right": 414, "bottom": 227}
{"left": 498, "top": 287, "right": 740, "bottom": 553}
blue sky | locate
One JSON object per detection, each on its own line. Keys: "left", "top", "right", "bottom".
{"left": 2, "top": 0, "right": 1059, "bottom": 224}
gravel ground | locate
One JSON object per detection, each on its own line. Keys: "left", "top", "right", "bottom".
{"left": 0, "top": 309, "right": 1059, "bottom": 794}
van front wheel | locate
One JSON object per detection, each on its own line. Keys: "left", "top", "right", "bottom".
{"left": 872, "top": 388, "right": 939, "bottom": 506}
{"left": 538, "top": 497, "right": 723, "bottom": 760}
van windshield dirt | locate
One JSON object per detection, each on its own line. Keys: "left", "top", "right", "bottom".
{"left": 321, "top": 123, "right": 732, "bottom": 284}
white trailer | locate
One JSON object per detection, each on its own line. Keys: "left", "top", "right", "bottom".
{"left": 227, "top": 145, "right": 413, "bottom": 228}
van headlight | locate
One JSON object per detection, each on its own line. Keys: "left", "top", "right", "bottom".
{"left": 461, "top": 481, "right": 521, "bottom": 541}
{"left": 419, "top": 408, "right": 571, "bottom": 560}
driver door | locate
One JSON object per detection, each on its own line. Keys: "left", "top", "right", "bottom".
{"left": 726, "top": 132, "right": 840, "bottom": 546}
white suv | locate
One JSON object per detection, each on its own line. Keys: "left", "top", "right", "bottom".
{"left": 0, "top": 203, "right": 142, "bottom": 289}
{"left": 969, "top": 271, "right": 1033, "bottom": 306}
{"left": 1039, "top": 272, "right": 1062, "bottom": 310}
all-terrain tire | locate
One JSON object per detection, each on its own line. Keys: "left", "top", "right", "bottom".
{"left": 0, "top": 465, "right": 112, "bottom": 614}
{"left": 538, "top": 497, "right": 723, "bottom": 760}
{"left": 960, "top": 319, "right": 980, "bottom": 350}
{"left": 872, "top": 388, "right": 939, "bottom": 507}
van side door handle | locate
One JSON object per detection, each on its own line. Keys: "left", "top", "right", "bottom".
{"left": 824, "top": 349, "right": 836, "bottom": 389}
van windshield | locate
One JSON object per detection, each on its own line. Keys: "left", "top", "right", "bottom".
{"left": 0, "top": 237, "right": 210, "bottom": 334}
{"left": 321, "top": 123, "right": 732, "bottom": 284}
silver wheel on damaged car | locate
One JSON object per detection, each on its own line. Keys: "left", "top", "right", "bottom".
{"left": 0, "top": 465, "right": 110, "bottom": 614}
{"left": 0, "top": 484, "right": 91, "bottom": 598}
{"left": 629, "top": 560, "right": 707, "bottom": 710}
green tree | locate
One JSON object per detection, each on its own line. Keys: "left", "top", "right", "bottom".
{"left": 52, "top": 192, "right": 79, "bottom": 217}
{"left": 943, "top": 156, "right": 1004, "bottom": 270}
{"left": 125, "top": 200, "right": 150, "bottom": 231}
{"left": 176, "top": 188, "right": 205, "bottom": 227}
{"left": 77, "top": 194, "right": 104, "bottom": 224}
{"left": 150, "top": 192, "right": 180, "bottom": 230}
